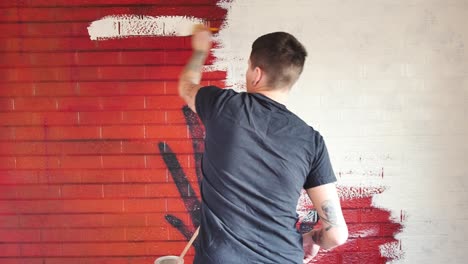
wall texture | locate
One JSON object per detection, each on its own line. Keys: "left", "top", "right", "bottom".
{"left": 0, "top": 0, "right": 467, "bottom": 264}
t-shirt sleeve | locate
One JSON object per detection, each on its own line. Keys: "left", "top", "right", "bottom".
{"left": 303, "top": 133, "right": 337, "bottom": 189}
{"left": 195, "top": 85, "right": 233, "bottom": 123}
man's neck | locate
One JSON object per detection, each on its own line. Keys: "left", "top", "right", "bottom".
{"left": 253, "top": 88, "right": 289, "bottom": 106}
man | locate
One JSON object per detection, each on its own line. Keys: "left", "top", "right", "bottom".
{"left": 178, "top": 26, "right": 348, "bottom": 263}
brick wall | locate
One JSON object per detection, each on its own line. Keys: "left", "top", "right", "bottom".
{"left": 0, "top": 1, "right": 225, "bottom": 263}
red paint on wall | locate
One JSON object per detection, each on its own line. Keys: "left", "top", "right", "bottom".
{"left": 0, "top": 1, "right": 402, "bottom": 263}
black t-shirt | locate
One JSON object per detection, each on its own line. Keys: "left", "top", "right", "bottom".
{"left": 193, "top": 86, "right": 336, "bottom": 264}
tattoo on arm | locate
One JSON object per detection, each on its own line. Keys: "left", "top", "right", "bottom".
{"left": 180, "top": 50, "right": 208, "bottom": 85}
{"left": 320, "top": 199, "right": 341, "bottom": 231}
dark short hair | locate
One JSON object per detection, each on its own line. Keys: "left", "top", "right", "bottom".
{"left": 250, "top": 32, "right": 307, "bottom": 89}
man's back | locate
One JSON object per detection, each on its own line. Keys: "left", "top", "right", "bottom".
{"left": 194, "top": 86, "right": 336, "bottom": 264}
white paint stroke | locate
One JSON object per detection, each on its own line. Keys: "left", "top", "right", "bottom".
{"left": 87, "top": 15, "right": 205, "bottom": 40}
{"left": 354, "top": 227, "right": 379, "bottom": 238}
{"left": 380, "top": 241, "right": 405, "bottom": 262}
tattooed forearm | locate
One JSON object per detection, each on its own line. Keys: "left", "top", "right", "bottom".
{"left": 180, "top": 50, "right": 208, "bottom": 84}
{"left": 320, "top": 199, "right": 341, "bottom": 231}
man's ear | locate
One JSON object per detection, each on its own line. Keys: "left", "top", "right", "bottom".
{"left": 253, "top": 66, "right": 263, "bottom": 86}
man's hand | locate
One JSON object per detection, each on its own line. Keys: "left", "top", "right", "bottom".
{"left": 192, "top": 24, "right": 213, "bottom": 52}
{"left": 178, "top": 24, "right": 213, "bottom": 113}
{"left": 303, "top": 230, "right": 320, "bottom": 263}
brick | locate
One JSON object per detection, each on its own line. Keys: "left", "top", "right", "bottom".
{"left": 12, "top": 185, "right": 61, "bottom": 199}
{"left": 60, "top": 141, "right": 122, "bottom": 155}
{"left": 360, "top": 208, "right": 391, "bottom": 223}
{"left": 60, "top": 155, "right": 102, "bottom": 169}
{"left": 0, "top": 83, "right": 33, "bottom": 96}
{"left": 34, "top": 82, "right": 77, "bottom": 96}
{"left": 0, "top": 215, "right": 19, "bottom": 228}
{"left": 144, "top": 66, "right": 181, "bottom": 80}
{"left": 76, "top": 51, "right": 121, "bottom": 65}
{"left": 146, "top": 183, "right": 185, "bottom": 198}
{"left": 29, "top": 52, "right": 75, "bottom": 66}
{"left": 0, "top": 127, "right": 14, "bottom": 140}
{"left": 36, "top": 170, "right": 80, "bottom": 184}
{"left": 0, "top": 112, "right": 77, "bottom": 126}
{"left": 41, "top": 228, "right": 126, "bottom": 242}
{"left": 78, "top": 82, "right": 123, "bottom": 96}
{"left": 146, "top": 241, "right": 189, "bottom": 255}
{"left": 343, "top": 209, "right": 360, "bottom": 223}
{"left": 203, "top": 70, "right": 227, "bottom": 80}
{"left": 127, "top": 226, "right": 169, "bottom": 241}
{"left": 124, "top": 199, "right": 166, "bottom": 213}
{"left": 20, "top": 214, "right": 103, "bottom": 228}
{"left": 57, "top": 97, "right": 101, "bottom": 111}
{"left": 162, "top": 140, "right": 199, "bottom": 154}
{"left": 62, "top": 199, "right": 123, "bottom": 213}
{"left": 166, "top": 110, "right": 191, "bottom": 124}
{"left": 101, "top": 96, "right": 145, "bottom": 110}
{"left": 166, "top": 198, "right": 188, "bottom": 212}
{"left": 146, "top": 125, "right": 188, "bottom": 139}
{"left": 99, "top": 66, "right": 147, "bottom": 80}
{"left": 47, "top": 126, "right": 101, "bottom": 140}
{"left": 15, "top": 126, "right": 46, "bottom": 140}
{"left": 0, "top": 244, "right": 20, "bottom": 257}
{"left": 12, "top": 97, "right": 57, "bottom": 111}
{"left": 101, "top": 125, "right": 144, "bottom": 139}
{"left": 16, "top": 156, "right": 60, "bottom": 169}
{"left": 358, "top": 237, "right": 398, "bottom": 251}
{"left": 102, "top": 155, "right": 145, "bottom": 169}
{"left": 61, "top": 242, "right": 147, "bottom": 256}
{"left": 340, "top": 197, "right": 373, "bottom": 209}
{"left": 0, "top": 258, "right": 44, "bottom": 264}
{"left": 79, "top": 169, "right": 124, "bottom": 183}
{"left": 79, "top": 111, "right": 122, "bottom": 125}
{"left": 103, "top": 184, "right": 146, "bottom": 198}
{"left": 121, "top": 110, "right": 166, "bottom": 124}
{"left": 0, "top": 185, "right": 18, "bottom": 199}
{"left": 0, "top": 170, "right": 38, "bottom": 184}
{"left": 102, "top": 213, "right": 146, "bottom": 227}
{"left": 164, "top": 81, "right": 179, "bottom": 95}
{"left": 146, "top": 96, "right": 185, "bottom": 109}
{"left": 123, "top": 169, "right": 167, "bottom": 183}
{"left": 121, "top": 141, "right": 160, "bottom": 154}
{"left": 61, "top": 184, "right": 103, "bottom": 198}
{"left": 0, "top": 98, "right": 14, "bottom": 111}
{"left": 0, "top": 142, "right": 45, "bottom": 155}
{"left": 0, "top": 157, "right": 16, "bottom": 169}
{"left": 0, "top": 229, "right": 41, "bottom": 242}
{"left": 20, "top": 243, "right": 62, "bottom": 256}
{"left": 379, "top": 223, "right": 402, "bottom": 236}
{"left": 119, "top": 82, "right": 165, "bottom": 95}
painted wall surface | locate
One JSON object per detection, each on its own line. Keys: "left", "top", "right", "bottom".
{"left": 0, "top": 1, "right": 467, "bottom": 264}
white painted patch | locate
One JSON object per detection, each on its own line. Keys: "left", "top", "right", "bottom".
{"left": 380, "top": 241, "right": 404, "bottom": 261}
{"left": 87, "top": 15, "right": 205, "bottom": 40}
{"left": 214, "top": 1, "right": 468, "bottom": 263}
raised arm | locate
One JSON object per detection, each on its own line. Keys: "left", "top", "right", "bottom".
{"left": 178, "top": 25, "right": 212, "bottom": 113}
{"left": 303, "top": 183, "right": 348, "bottom": 262}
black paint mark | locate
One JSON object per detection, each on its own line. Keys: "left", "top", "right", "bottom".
{"left": 159, "top": 106, "right": 204, "bottom": 242}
